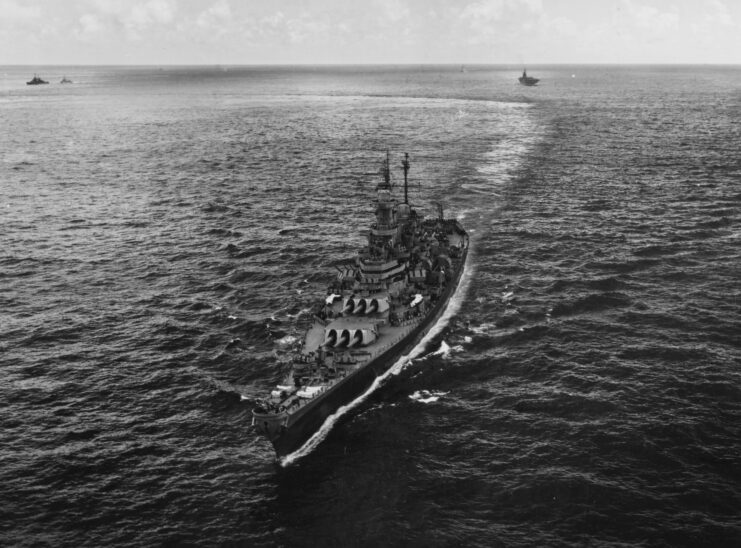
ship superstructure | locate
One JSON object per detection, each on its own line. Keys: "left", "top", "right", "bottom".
{"left": 518, "top": 69, "right": 539, "bottom": 86}
{"left": 27, "top": 75, "right": 49, "bottom": 85}
{"left": 252, "top": 152, "right": 468, "bottom": 457}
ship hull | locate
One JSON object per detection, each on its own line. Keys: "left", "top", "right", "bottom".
{"left": 257, "top": 247, "right": 467, "bottom": 458}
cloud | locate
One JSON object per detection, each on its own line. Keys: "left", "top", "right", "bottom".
{"left": 459, "top": 0, "right": 544, "bottom": 45}
{"left": 461, "top": 0, "right": 506, "bottom": 23}
{"left": 128, "top": 0, "right": 175, "bottom": 29}
{"left": 704, "top": 0, "right": 735, "bottom": 27}
{"left": 543, "top": 15, "right": 579, "bottom": 38}
{"left": 621, "top": 0, "right": 679, "bottom": 32}
{"left": 460, "top": 0, "right": 542, "bottom": 22}
{"left": 256, "top": 11, "right": 333, "bottom": 46}
{"left": 287, "top": 16, "right": 330, "bottom": 44}
{"left": 76, "top": 0, "right": 177, "bottom": 41}
{"left": 195, "top": 0, "right": 232, "bottom": 32}
{"left": 376, "top": 0, "right": 411, "bottom": 23}
{"left": 76, "top": 13, "right": 105, "bottom": 39}
{"left": 0, "top": 0, "right": 41, "bottom": 23}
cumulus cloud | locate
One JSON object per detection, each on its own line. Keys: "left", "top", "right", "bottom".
{"left": 375, "top": 0, "right": 411, "bottom": 23}
{"left": 75, "top": 0, "right": 177, "bottom": 40}
{"left": 289, "top": 16, "right": 331, "bottom": 44}
{"left": 461, "top": 0, "right": 542, "bottom": 22}
{"left": 0, "top": 0, "right": 41, "bottom": 23}
{"left": 128, "top": 0, "right": 175, "bottom": 29}
{"left": 196, "top": 0, "right": 231, "bottom": 28}
{"left": 76, "top": 13, "right": 104, "bottom": 38}
{"left": 543, "top": 15, "right": 579, "bottom": 37}
{"left": 461, "top": 0, "right": 506, "bottom": 23}
{"left": 254, "top": 10, "right": 333, "bottom": 46}
{"left": 621, "top": 0, "right": 679, "bottom": 32}
{"left": 2, "top": 0, "right": 740, "bottom": 65}
{"left": 704, "top": 0, "right": 735, "bottom": 27}
{"left": 459, "top": 0, "right": 544, "bottom": 44}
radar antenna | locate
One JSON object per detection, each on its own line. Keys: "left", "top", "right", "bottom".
{"left": 401, "top": 153, "right": 410, "bottom": 204}
{"left": 378, "top": 149, "right": 392, "bottom": 189}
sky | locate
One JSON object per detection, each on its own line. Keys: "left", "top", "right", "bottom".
{"left": 1, "top": 0, "right": 740, "bottom": 65}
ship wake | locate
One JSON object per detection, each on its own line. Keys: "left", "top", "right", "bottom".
{"left": 279, "top": 251, "right": 474, "bottom": 467}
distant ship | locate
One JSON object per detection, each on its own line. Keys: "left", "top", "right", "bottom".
{"left": 60, "top": 76, "right": 73, "bottom": 84}
{"left": 27, "top": 75, "right": 49, "bottom": 86}
{"left": 518, "top": 69, "right": 539, "bottom": 87}
{"left": 252, "top": 152, "right": 469, "bottom": 458}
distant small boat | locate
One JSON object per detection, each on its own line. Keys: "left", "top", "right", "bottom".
{"left": 518, "top": 69, "right": 539, "bottom": 87}
{"left": 27, "top": 74, "right": 49, "bottom": 85}
{"left": 60, "top": 76, "right": 73, "bottom": 84}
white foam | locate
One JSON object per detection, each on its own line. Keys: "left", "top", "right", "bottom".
{"left": 279, "top": 255, "right": 474, "bottom": 466}
{"left": 275, "top": 335, "right": 298, "bottom": 346}
{"left": 286, "top": 307, "right": 313, "bottom": 319}
{"left": 399, "top": 338, "right": 460, "bottom": 364}
{"left": 469, "top": 106, "right": 544, "bottom": 198}
{"left": 469, "top": 322, "right": 497, "bottom": 334}
{"left": 409, "top": 389, "right": 449, "bottom": 404}
{"left": 419, "top": 340, "right": 455, "bottom": 360}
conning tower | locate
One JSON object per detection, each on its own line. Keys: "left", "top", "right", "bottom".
{"left": 370, "top": 151, "right": 399, "bottom": 253}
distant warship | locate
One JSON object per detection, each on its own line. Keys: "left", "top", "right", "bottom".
{"left": 27, "top": 75, "right": 49, "bottom": 85}
{"left": 253, "top": 152, "right": 469, "bottom": 458}
{"left": 60, "top": 76, "right": 73, "bottom": 84}
{"left": 518, "top": 69, "right": 539, "bottom": 86}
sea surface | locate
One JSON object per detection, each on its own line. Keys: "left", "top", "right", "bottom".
{"left": 1, "top": 65, "right": 740, "bottom": 547}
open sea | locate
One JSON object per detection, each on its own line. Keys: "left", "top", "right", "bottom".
{"left": 1, "top": 65, "right": 740, "bottom": 547}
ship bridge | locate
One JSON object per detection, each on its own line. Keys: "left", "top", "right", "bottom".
{"left": 359, "top": 258, "right": 406, "bottom": 282}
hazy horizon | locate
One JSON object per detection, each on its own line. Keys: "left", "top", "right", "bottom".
{"left": 4, "top": 62, "right": 741, "bottom": 67}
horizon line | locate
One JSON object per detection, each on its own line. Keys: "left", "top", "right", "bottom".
{"left": 3, "top": 62, "right": 741, "bottom": 67}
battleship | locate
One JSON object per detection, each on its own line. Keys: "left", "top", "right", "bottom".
{"left": 518, "top": 69, "right": 539, "bottom": 86}
{"left": 27, "top": 75, "right": 49, "bottom": 85}
{"left": 252, "top": 152, "right": 469, "bottom": 457}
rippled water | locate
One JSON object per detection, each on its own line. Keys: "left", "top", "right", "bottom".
{"left": 2, "top": 65, "right": 740, "bottom": 546}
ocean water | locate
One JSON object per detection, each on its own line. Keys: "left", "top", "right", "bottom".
{"left": 1, "top": 65, "right": 740, "bottom": 547}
